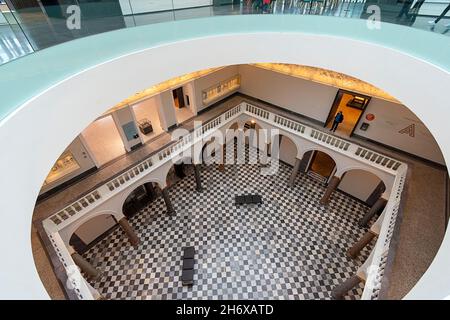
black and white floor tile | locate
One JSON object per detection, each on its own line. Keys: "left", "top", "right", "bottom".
{"left": 83, "top": 149, "right": 373, "bottom": 300}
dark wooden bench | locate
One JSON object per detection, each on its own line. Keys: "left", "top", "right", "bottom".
{"left": 235, "top": 194, "right": 262, "bottom": 205}
{"left": 181, "top": 246, "right": 195, "bottom": 286}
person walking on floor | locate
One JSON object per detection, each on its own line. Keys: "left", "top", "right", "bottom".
{"left": 330, "top": 111, "right": 344, "bottom": 132}
{"left": 428, "top": 3, "right": 450, "bottom": 27}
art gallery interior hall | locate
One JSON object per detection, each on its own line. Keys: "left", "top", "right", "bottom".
{"left": 27, "top": 63, "right": 449, "bottom": 301}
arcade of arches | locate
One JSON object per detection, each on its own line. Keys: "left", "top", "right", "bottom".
{"left": 32, "top": 65, "right": 448, "bottom": 301}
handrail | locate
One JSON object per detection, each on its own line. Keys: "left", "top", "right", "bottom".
{"left": 243, "top": 102, "right": 403, "bottom": 174}
{"left": 42, "top": 101, "right": 406, "bottom": 300}
{"left": 360, "top": 165, "right": 407, "bottom": 299}
{"left": 2, "top": 3, "right": 450, "bottom": 66}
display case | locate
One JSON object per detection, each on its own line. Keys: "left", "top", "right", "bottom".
{"left": 202, "top": 74, "right": 240, "bottom": 106}
{"left": 44, "top": 152, "right": 80, "bottom": 185}
{"left": 138, "top": 118, "right": 153, "bottom": 135}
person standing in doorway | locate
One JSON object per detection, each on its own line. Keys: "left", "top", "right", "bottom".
{"left": 330, "top": 111, "right": 344, "bottom": 132}
{"left": 428, "top": 3, "right": 450, "bottom": 27}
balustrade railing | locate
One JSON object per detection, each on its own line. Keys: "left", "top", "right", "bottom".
{"left": 360, "top": 165, "right": 406, "bottom": 299}
{"left": 43, "top": 101, "right": 406, "bottom": 300}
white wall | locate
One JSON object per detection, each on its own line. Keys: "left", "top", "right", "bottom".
{"left": 81, "top": 115, "right": 126, "bottom": 166}
{"left": 194, "top": 65, "right": 240, "bottom": 111}
{"left": 239, "top": 65, "right": 445, "bottom": 165}
{"left": 238, "top": 64, "right": 338, "bottom": 122}
{"left": 353, "top": 98, "right": 446, "bottom": 165}
{"left": 113, "top": 106, "right": 143, "bottom": 151}
{"left": 279, "top": 136, "right": 297, "bottom": 166}
{"left": 74, "top": 214, "right": 116, "bottom": 245}
{"left": 39, "top": 136, "right": 96, "bottom": 194}
{"left": 183, "top": 82, "right": 198, "bottom": 115}
{"left": 338, "top": 169, "right": 382, "bottom": 203}
{"left": 131, "top": 96, "right": 164, "bottom": 141}
{"left": 159, "top": 90, "right": 178, "bottom": 128}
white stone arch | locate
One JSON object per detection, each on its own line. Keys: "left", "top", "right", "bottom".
{"left": 223, "top": 119, "right": 243, "bottom": 134}
{"left": 59, "top": 209, "right": 121, "bottom": 247}
{"left": 116, "top": 176, "right": 165, "bottom": 213}
{"left": 162, "top": 154, "right": 195, "bottom": 186}
{"left": 269, "top": 131, "right": 302, "bottom": 160}
{"left": 337, "top": 165, "right": 394, "bottom": 195}
{"left": 300, "top": 145, "right": 340, "bottom": 176}
{"left": 220, "top": 120, "right": 242, "bottom": 145}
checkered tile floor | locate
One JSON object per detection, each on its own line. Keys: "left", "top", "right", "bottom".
{"left": 83, "top": 148, "right": 373, "bottom": 300}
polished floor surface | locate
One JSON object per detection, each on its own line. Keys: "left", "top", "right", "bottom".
{"left": 1, "top": 1, "right": 450, "bottom": 65}
{"left": 83, "top": 146, "right": 373, "bottom": 300}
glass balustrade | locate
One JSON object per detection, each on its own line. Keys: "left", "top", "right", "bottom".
{"left": 0, "top": 0, "right": 449, "bottom": 65}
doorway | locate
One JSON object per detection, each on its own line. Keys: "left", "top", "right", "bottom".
{"left": 325, "top": 90, "right": 370, "bottom": 137}
{"left": 172, "top": 86, "right": 194, "bottom": 123}
{"left": 302, "top": 150, "right": 336, "bottom": 184}
{"left": 172, "top": 87, "right": 185, "bottom": 109}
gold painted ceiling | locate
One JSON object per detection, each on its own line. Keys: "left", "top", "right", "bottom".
{"left": 103, "top": 67, "right": 222, "bottom": 115}
{"left": 104, "top": 63, "right": 398, "bottom": 116}
{"left": 253, "top": 63, "right": 398, "bottom": 103}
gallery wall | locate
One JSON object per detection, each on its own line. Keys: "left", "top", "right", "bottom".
{"left": 353, "top": 98, "right": 445, "bottom": 165}
{"left": 238, "top": 64, "right": 338, "bottom": 123}
{"left": 238, "top": 64, "right": 445, "bottom": 165}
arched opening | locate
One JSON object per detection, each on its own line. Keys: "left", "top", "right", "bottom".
{"left": 302, "top": 150, "right": 337, "bottom": 184}
{"left": 165, "top": 157, "right": 193, "bottom": 187}
{"left": 201, "top": 137, "right": 226, "bottom": 166}
{"left": 272, "top": 134, "right": 299, "bottom": 167}
{"left": 243, "top": 120, "right": 263, "bottom": 162}
{"left": 338, "top": 169, "right": 386, "bottom": 207}
{"left": 69, "top": 213, "right": 117, "bottom": 254}
{"left": 122, "top": 183, "right": 160, "bottom": 219}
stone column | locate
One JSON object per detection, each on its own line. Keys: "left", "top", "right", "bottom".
{"left": 144, "top": 182, "right": 156, "bottom": 200}
{"left": 118, "top": 217, "right": 140, "bottom": 248}
{"left": 218, "top": 144, "right": 225, "bottom": 171}
{"left": 347, "top": 231, "right": 377, "bottom": 259}
{"left": 359, "top": 197, "right": 388, "bottom": 227}
{"left": 331, "top": 275, "right": 363, "bottom": 300}
{"left": 289, "top": 158, "right": 302, "bottom": 187}
{"left": 320, "top": 176, "right": 341, "bottom": 205}
{"left": 259, "top": 143, "right": 270, "bottom": 165}
{"left": 162, "top": 187, "right": 175, "bottom": 215}
{"left": 70, "top": 247, "right": 101, "bottom": 280}
{"left": 193, "top": 164, "right": 203, "bottom": 192}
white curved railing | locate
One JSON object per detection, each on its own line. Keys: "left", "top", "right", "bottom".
{"left": 244, "top": 103, "right": 403, "bottom": 174}
{"left": 360, "top": 164, "right": 407, "bottom": 299}
{"left": 42, "top": 101, "right": 406, "bottom": 300}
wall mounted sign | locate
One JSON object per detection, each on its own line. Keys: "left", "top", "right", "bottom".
{"left": 122, "top": 121, "right": 138, "bottom": 141}
{"left": 398, "top": 124, "right": 415, "bottom": 138}
{"left": 365, "top": 113, "right": 375, "bottom": 121}
{"left": 360, "top": 122, "right": 370, "bottom": 131}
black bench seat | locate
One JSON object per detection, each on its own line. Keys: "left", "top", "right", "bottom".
{"left": 235, "top": 194, "right": 262, "bottom": 205}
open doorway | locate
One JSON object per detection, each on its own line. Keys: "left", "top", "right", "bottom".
{"left": 302, "top": 150, "right": 336, "bottom": 184}
{"left": 172, "top": 86, "right": 194, "bottom": 123}
{"left": 172, "top": 87, "right": 185, "bottom": 108}
{"left": 325, "top": 90, "right": 370, "bottom": 137}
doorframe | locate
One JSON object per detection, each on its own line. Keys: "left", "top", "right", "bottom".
{"left": 324, "top": 89, "right": 372, "bottom": 137}
{"left": 306, "top": 150, "right": 337, "bottom": 184}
